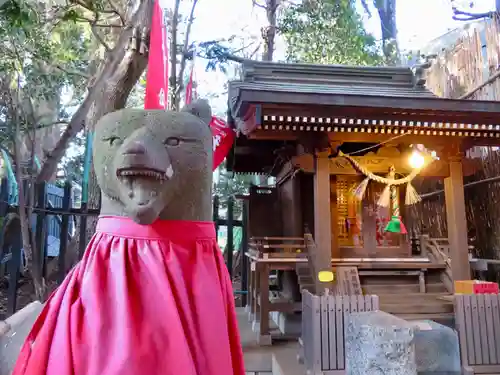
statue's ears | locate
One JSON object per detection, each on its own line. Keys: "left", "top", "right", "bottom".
{"left": 181, "top": 99, "right": 212, "bottom": 125}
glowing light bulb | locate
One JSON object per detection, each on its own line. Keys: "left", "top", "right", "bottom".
{"left": 409, "top": 150, "right": 425, "bottom": 169}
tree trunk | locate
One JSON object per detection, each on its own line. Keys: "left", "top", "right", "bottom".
{"left": 374, "top": 0, "right": 399, "bottom": 64}
{"left": 261, "top": 0, "right": 277, "bottom": 62}
{"left": 64, "top": 0, "right": 154, "bottom": 269}
{"left": 13, "top": 112, "right": 46, "bottom": 301}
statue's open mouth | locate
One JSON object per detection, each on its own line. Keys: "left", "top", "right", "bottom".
{"left": 116, "top": 167, "right": 167, "bottom": 181}
{"left": 116, "top": 167, "right": 172, "bottom": 207}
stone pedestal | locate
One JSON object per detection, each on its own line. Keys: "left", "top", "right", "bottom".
{"left": 409, "top": 320, "right": 461, "bottom": 374}
{"left": 0, "top": 302, "right": 44, "bottom": 375}
{"left": 345, "top": 311, "right": 416, "bottom": 375}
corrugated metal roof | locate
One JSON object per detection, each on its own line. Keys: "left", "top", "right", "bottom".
{"left": 229, "top": 60, "right": 435, "bottom": 100}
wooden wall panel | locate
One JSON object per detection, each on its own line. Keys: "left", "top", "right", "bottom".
{"left": 248, "top": 185, "right": 282, "bottom": 237}
{"left": 279, "top": 176, "right": 303, "bottom": 237}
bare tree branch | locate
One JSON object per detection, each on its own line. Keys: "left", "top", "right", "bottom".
{"left": 175, "top": 0, "right": 199, "bottom": 102}
{"left": 70, "top": 0, "right": 125, "bottom": 20}
{"left": 53, "top": 63, "right": 91, "bottom": 79}
{"left": 452, "top": 9, "right": 494, "bottom": 21}
{"left": 91, "top": 21, "right": 112, "bottom": 52}
{"left": 169, "top": 0, "right": 181, "bottom": 110}
{"left": 3, "top": 43, "right": 91, "bottom": 79}
{"left": 107, "top": 0, "right": 126, "bottom": 25}
{"left": 252, "top": 0, "right": 267, "bottom": 9}
{"left": 36, "top": 0, "right": 153, "bottom": 182}
{"left": 74, "top": 15, "right": 123, "bottom": 27}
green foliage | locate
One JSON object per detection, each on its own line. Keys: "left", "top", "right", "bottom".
{"left": 279, "top": 0, "right": 383, "bottom": 66}
{"left": 213, "top": 161, "right": 254, "bottom": 219}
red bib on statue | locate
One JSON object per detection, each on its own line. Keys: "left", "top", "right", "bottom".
{"left": 12, "top": 217, "right": 245, "bottom": 375}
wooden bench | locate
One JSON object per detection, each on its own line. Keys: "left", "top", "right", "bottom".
{"left": 455, "top": 294, "right": 500, "bottom": 375}
{"left": 301, "top": 291, "right": 379, "bottom": 374}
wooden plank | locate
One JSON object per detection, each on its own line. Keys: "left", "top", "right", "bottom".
{"left": 364, "top": 295, "right": 373, "bottom": 310}
{"left": 327, "top": 294, "right": 337, "bottom": 370}
{"left": 492, "top": 295, "right": 500, "bottom": 364}
{"left": 349, "top": 295, "right": 357, "bottom": 315}
{"left": 340, "top": 297, "right": 350, "bottom": 370}
{"left": 259, "top": 264, "right": 270, "bottom": 340}
{"left": 260, "top": 244, "right": 306, "bottom": 249}
{"left": 358, "top": 270, "right": 421, "bottom": 276}
{"left": 471, "top": 295, "right": 483, "bottom": 364}
{"left": 251, "top": 236, "right": 305, "bottom": 241}
{"left": 469, "top": 364, "right": 500, "bottom": 373}
{"left": 463, "top": 295, "right": 477, "bottom": 366}
{"left": 320, "top": 294, "right": 329, "bottom": 370}
{"left": 453, "top": 295, "right": 467, "bottom": 366}
{"left": 336, "top": 267, "right": 362, "bottom": 295}
{"left": 477, "top": 295, "right": 490, "bottom": 364}
{"left": 311, "top": 293, "right": 322, "bottom": 374}
{"left": 335, "top": 295, "right": 344, "bottom": 370}
{"left": 357, "top": 295, "right": 366, "bottom": 313}
{"left": 484, "top": 295, "right": 497, "bottom": 364}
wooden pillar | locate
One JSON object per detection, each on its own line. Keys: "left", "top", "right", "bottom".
{"left": 444, "top": 159, "right": 471, "bottom": 283}
{"left": 330, "top": 177, "right": 340, "bottom": 258}
{"left": 314, "top": 154, "right": 332, "bottom": 263}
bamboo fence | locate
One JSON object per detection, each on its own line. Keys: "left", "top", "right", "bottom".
{"left": 409, "top": 17, "right": 500, "bottom": 266}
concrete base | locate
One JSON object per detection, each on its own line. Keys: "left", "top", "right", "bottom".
{"left": 270, "top": 311, "right": 301, "bottom": 337}
{"left": 248, "top": 312, "right": 256, "bottom": 323}
{"left": 408, "top": 320, "right": 460, "bottom": 374}
{"left": 252, "top": 319, "right": 261, "bottom": 332}
{"left": 258, "top": 334, "right": 272, "bottom": 346}
{"left": 0, "top": 301, "right": 44, "bottom": 375}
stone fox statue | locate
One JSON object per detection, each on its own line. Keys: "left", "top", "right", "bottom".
{"left": 10, "top": 99, "right": 245, "bottom": 375}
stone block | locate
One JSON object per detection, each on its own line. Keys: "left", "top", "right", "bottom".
{"left": 409, "top": 320, "right": 461, "bottom": 374}
{"left": 0, "top": 302, "right": 44, "bottom": 375}
{"left": 345, "top": 310, "right": 416, "bottom": 375}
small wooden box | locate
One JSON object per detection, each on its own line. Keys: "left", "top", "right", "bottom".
{"left": 455, "top": 280, "right": 499, "bottom": 294}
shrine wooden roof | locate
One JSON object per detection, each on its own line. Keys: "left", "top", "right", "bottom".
{"left": 228, "top": 61, "right": 500, "bottom": 137}
{"left": 226, "top": 60, "right": 500, "bottom": 174}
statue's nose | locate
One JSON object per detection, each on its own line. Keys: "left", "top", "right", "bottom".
{"left": 123, "top": 141, "right": 146, "bottom": 155}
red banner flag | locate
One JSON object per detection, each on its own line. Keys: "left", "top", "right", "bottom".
{"left": 184, "top": 61, "right": 233, "bottom": 170}
{"left": 185, "top": 64, "right": 194, "bottom": 105}
{"left": 144, "top": 0, "right": 168, "bottom": 110}
{"left": 211, "top": 116, "right": 235, "bottom": 171}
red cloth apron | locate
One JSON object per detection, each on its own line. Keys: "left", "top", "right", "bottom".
{"left": 13, "top": 217, "right": 245, "bottom": 375}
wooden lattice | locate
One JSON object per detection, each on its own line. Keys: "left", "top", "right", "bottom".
{"left": 336, "top": 176, "right": 362, "bottom": 246}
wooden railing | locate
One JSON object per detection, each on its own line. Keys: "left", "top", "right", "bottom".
{"left": 420, "top": 235, "right": 454, "bottom": 292}
{"left": 248, "top": 236, "right": 306, "bottom": 259}
{"left": 304, "top": 233, "right": 333, "bottom": 295}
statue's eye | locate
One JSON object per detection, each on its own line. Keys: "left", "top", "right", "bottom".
{"left": 104, "top": 136, "right": 121, "bottom": 146}
{"left": 164, "top": 137, "right": 181, "bottom": 146}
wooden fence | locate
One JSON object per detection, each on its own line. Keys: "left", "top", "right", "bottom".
{"left": 0, "top": 176, "right": 247, "bottom": 316}
{"left": 410, "top": 17, "right": 500, "bottom": 278}
{"left": 301, "top": 290, "right": 379, "bottom": 373}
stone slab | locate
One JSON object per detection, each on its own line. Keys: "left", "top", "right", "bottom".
{"left": 409, "top": 320, "right": 461, "bottom": 373}
{"left": 345, "top": 310, "right": 416, "bottom": 375}
{"left": 0, "top": 302, "right": 44, "bottom": 375}
{"left": 269, "top": 311, "right": 301, "bottom": 337}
